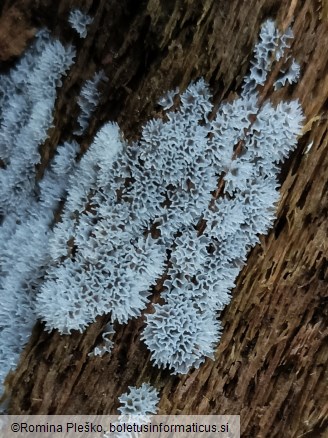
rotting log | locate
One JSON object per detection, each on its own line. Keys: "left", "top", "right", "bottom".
{"left": 1, "top": 1, "right": 327, "bottom": 437}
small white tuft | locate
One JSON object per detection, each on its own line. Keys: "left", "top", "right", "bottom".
{"left": 118, "top": 383, "right": 159, "bottom": 416}
{"left": 68, "top": 9, "right": 93, "bottom": 38}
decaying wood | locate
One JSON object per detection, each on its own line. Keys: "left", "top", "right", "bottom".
{"left": 0, "top": 5, "right": 35, "bottom": 62}
{"left": 1, "top": 1, "right": 327, "bottom": 437}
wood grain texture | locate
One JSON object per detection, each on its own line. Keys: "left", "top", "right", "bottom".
{"left": 1, "top": 1, "right": 327, "bottom": 437}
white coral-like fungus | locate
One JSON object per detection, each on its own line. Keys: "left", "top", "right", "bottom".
{"left": 142, "top": 301, "right": 221, "bottom": 374}
{"left": 0, "top": 30, "right": 76, "bottom": 394}
{"left": 113, "top": 383, "right": 159, "bottom": 437}
{"left": 118, "top": 383, "right": 159, "bottom": 416}
{"left": 0, "top": 17, "right": 304, "bottom": 391}
{"left": 32, "top": 21, "right": 304, "bottom": 378}
{"left": 75, "top": 71, "right": 107, "bottom": 135}
{"left": 274, "top": 59, "right": 301, "bottom": 90}
{"left": 68, "top": 9, "right": 93, "bottom": 38}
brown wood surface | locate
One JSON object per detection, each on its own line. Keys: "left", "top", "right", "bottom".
{"left": 1, "top": 1, "right": 327, "bottom": 437}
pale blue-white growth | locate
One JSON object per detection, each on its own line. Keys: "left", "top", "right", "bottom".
{"left": 0, "top": 141, "right": 79, "bottom": 395}
{"left": 0, "top": 17, "right": 304, "bottom": 390}
{"left": 47, "top": 122, "right": 125, "bottom": 261}
{"left": 0, "top": 29, "right": 75, "bottom": 220}
{"left": 36, "top": 81, "right": 219, "bottom": 333}
{"left": 68, "top": 9, "right": 93, "bottom": 38}
{"left": 70, "top": 122, "right": 124, "bottom": 208}
{"left": 36, "top": 121, "right": 169, "bottom": 332}
{"left": 275, "top": 26, "right": 294, "bottom": 61}
{"left": 142, "top": 300, "right": 221, "bottom": 374}
{"left": 33, "top": 20, "right": 304, "bottom": 376}
{"left": 142, "top": 94, "right": 302, "bottom": 373}
{"left": 118, "top": 383, "right": 159, "bottom": 416}
{"left": 106, "top": 383, "right": 159, "bottom": 438}
{"left": 141, "top": 21, "right": 303, "bottom": 374}
{"left": 38, "top": 236, "right": 166, "bottom": 333}
{"left": 0, "top": 29, "right": 76, "bottom": 395}
{"left": 274, "top": 59, "right": 301, "bottom": 90}
{"left": 75, "top": 71, "right": 107, "bottom": 135}
{"left": 242, "top": 20, "right": 294, "bottom": 96}
{"left": 39, "top": 141, "right": 80, "bottom": 208}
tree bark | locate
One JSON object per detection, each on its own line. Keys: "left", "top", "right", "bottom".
{"left": 1, "top": 1, "right": 327, "bottom": 437}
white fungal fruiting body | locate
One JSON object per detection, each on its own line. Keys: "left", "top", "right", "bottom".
{"left": 34, "top": 20, "right": 303, "bottom": 375}
{"left": 0, "top": 30, "right": 76, "bottom": 394}
{"left": 75, "top": 71, "right": 107, "bottom": 135}
{"left": 68, "top": 9, "right": 93, "bottom": 38}
{"left": 141, "top": 22, "right": 303, "bottom": 374}
{"left": 118, "top": 383, "right": 159, "bottom": 416}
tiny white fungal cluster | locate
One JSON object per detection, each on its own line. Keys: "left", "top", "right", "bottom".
{"left": 0, "top": 18, "right": 303, "bottom": 396}
{"left": 68, "top": 9, "right": 93, "bottom": 38}
{"left": 75, "top": 71, "right": 108, "bottom": 135}
{"left": 102, "top": 383, "right": 159, "bottom": 438}
{"left": 118, "top": 383, "right": 160, "bottom": 416}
